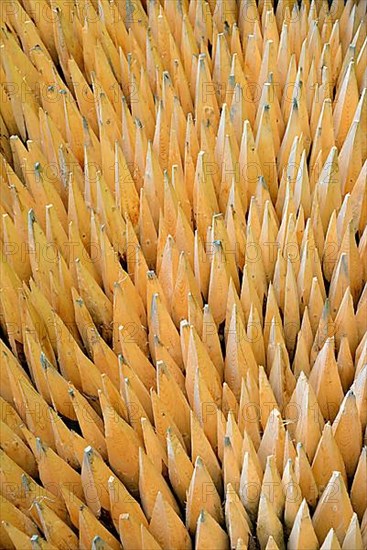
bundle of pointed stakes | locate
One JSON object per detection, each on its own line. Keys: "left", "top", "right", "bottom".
{"left": 0, "top": 0, "right": 366, "bottom": 548}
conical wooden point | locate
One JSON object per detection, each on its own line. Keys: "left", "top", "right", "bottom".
{"left": 1, "top": 1, "right": 365, "bottom": 547}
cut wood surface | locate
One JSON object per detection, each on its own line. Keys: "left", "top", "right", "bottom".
{"left": 0, "top": 0, "right": 366, "bottom": 549}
